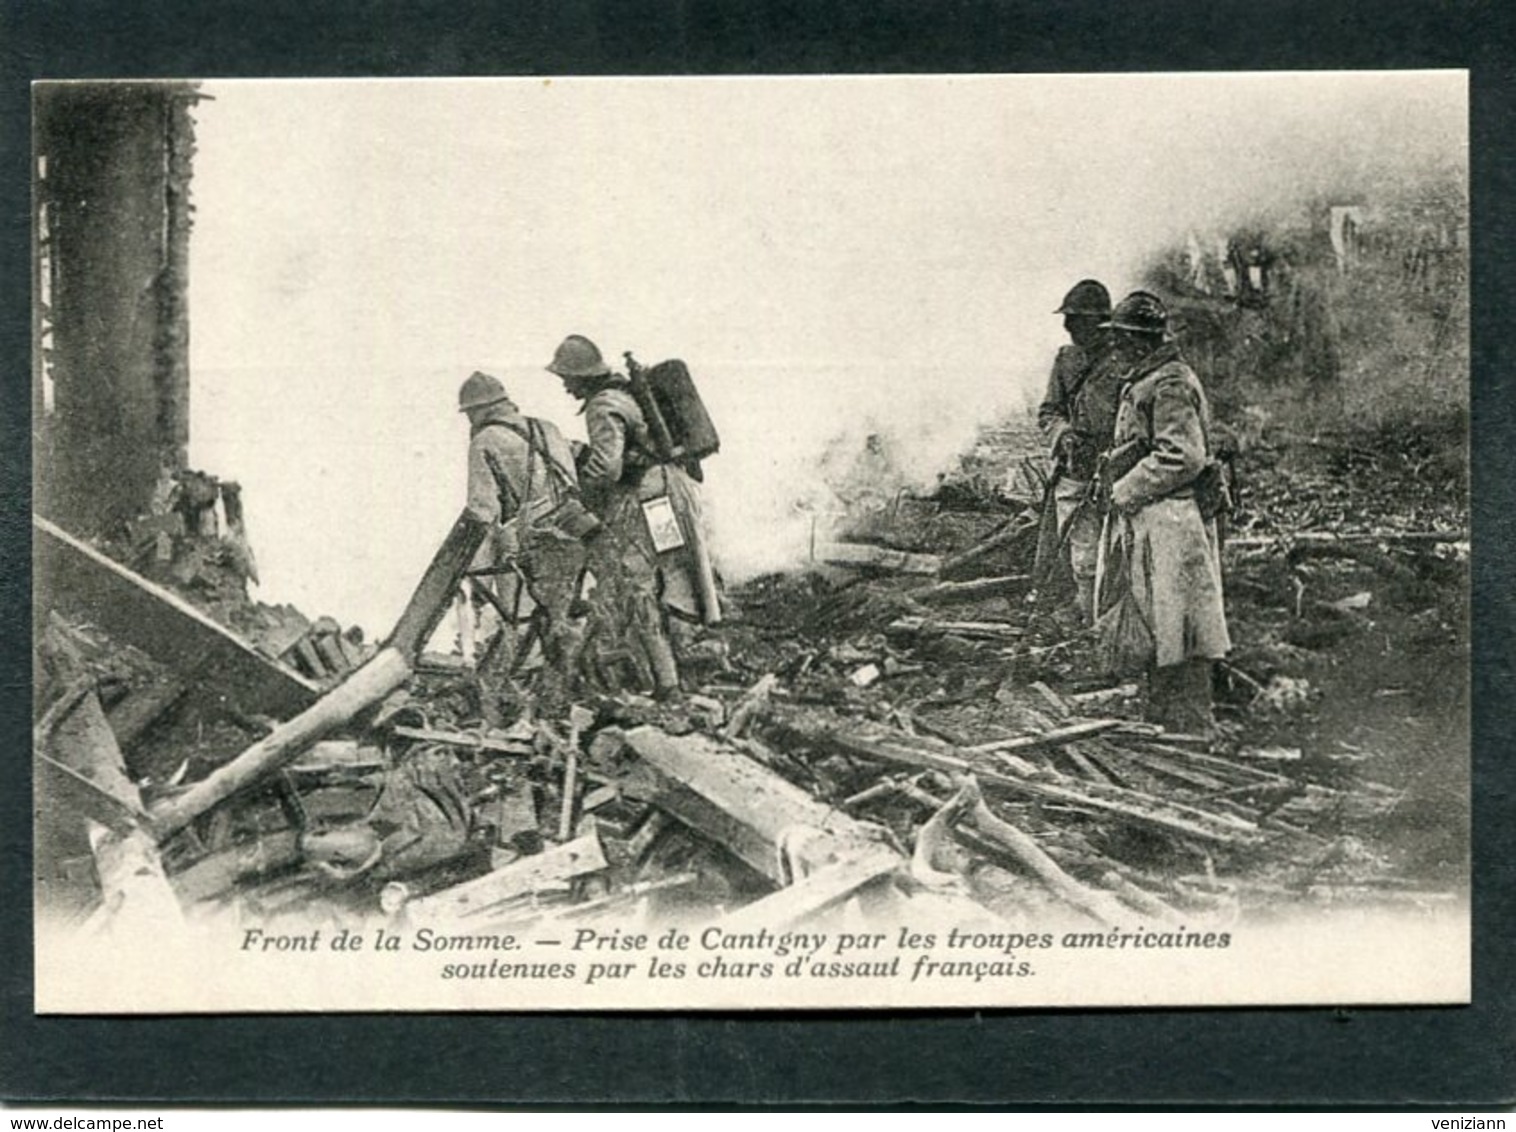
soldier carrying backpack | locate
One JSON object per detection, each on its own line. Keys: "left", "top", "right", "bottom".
{"left": 546, "top": 334, "right": 723, "bottom": 699}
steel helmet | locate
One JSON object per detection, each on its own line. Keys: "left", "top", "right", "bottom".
{"left": 1054, "top": 279, "right": 1112, "bottom": 317}
{"left": 547, "top": 334, "right": 611, "bottom": 379}
{"left": 458, "top": 370, "right": 509, "bottom": 412}
{"left": 1103, "top": 290, "right": 1169, "bottom": 335}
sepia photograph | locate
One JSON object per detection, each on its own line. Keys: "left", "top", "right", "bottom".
{"left": 30, "top": 73, "right": 1469, "bottom": 1012}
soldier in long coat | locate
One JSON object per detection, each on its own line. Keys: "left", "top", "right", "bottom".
{"left": 546, "top": 334, "right": 719, "bottom": 698}
{"left": 1101, "top": 291, "right": 1231, "bottom": 734}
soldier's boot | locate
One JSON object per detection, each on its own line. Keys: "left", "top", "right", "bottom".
{"left": 1145, "top": 660, "right": 1216, "bottom": 738}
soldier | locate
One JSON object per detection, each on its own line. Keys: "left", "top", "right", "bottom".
{"left": 458, "top": 370, "right": 597, "bottom": 721}
{"left": 546, "top": 334, "right": 718, "bottom": 699}
{"left": 1098, "top": 291, "right": 1231, "bottom": 735}
{"left": 1036, "top": 278, "right": 1122, "bottom": 620}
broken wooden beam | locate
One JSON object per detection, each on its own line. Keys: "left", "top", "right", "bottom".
{"left": 912, "top": 781, "right": 976, "bottom": 886}
{"left": 1029, "top": 681, "right": 1072, "bottom": 718}
{"left": 711, "top": 848, "right": 902, "bottom": 933}
{"left": 909, "top": 574, "right": 1029, "bottom": 604}
{"left": 963, "top": 719, "right": 1124, "bottom": 756}
{"left": 938, "top": 517, "right": 1038, "bottom": 577}
{"left": 886, "top": 616, "right": 1024, "bottom": 642}
{"left": 149, "top": 647, "right": 413, "bottom": 839}
{"left": 33, "top": 514, "right": 320, "bottom": 718}
{"left": 36, "top": 687, "right": 154, "bottom": 835}
{"left": 961, "top": 779, "right": 1129, "bottom": 926}
{"left": 385, "top": 509, "right": 492, "bottom": 659}
{"left": 619, "top": 726, "right": 890, "bottom": 885}
{"left": 814, "top": 541, "right": 941, "bottom": 576}
{"left": 82, "top": 822, "right": 183, "bottom": 936}
{"left": 389, "top": 725, "right": 534, "bottom": 756}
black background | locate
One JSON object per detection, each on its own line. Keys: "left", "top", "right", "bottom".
{"left": 2, "top": 0, "right": 1511, "bottom": 1108}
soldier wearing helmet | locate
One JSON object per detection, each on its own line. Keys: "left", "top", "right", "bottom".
{"left": 546, "top": 334, "right": 710, "bottom": 699}
{"left": 458, "top": 370, "right": 594, "bottom": 720}
{"left": 1098, "top": 291, "right": 1231, "bottom": 735}
{"left": 1036, "top": 278, "right": 1122, "bottom": 621}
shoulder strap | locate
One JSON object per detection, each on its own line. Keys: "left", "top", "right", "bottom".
{"left": 481, "top": 419, "right": 579, "bottom": 485}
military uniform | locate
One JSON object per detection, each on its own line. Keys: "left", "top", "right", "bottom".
{"left": 1038, "top": 334, "right": 1121, "bottom": 614}
{"left": 465, "top": 397, "right": 588, "bottom": 716}
{"left": 576, "top": 383, "right": 717, "bottom": 695}
{"left": 1107, "top": 340, "right": 1231, "bottom": 733}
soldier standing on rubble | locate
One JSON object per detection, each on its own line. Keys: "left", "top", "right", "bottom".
{"left": 546, "top": 334, "right": 717, "bottom": 699}
{"left": 1036, "top": 278, "right": 1123, "bottom": 621}
{"left": 459, "top": 370, "right": 597, "bottom": 721}
{"left": 1098, "top": 291, "right": 1231, "bottom": 735}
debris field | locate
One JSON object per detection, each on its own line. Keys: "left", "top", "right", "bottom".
{"left": 33, "top": 415, "right": 1469, "bottom": 937}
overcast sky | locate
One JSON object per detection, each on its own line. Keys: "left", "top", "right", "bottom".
{"left": 186, "top": 73, "right": 1466, "bottom": 636}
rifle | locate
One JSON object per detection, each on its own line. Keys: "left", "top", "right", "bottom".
{"left": 1093, "top": 439, "right": 1151, "bottom": 511}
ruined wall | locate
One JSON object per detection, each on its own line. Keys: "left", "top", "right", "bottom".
{"left": 34, "top": 83, "right": 200, "bottom": 536}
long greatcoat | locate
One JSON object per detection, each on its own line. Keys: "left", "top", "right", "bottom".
{"left": 1107, "top": 343, "right": 1231, "bottom": 668}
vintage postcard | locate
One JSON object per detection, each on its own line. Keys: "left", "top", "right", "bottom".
{"left": 31, "top": 73, "right": 1469, "bottom": 1012}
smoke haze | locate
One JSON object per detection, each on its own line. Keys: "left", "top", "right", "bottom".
{"left": 187, "top": 73, "right": 1466, "bottom": 634}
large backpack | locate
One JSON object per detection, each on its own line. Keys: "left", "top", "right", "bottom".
{"left": 625, "top": 355, "right": 721, "bottom": 481}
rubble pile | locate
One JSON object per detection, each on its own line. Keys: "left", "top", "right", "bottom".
{"left": 33, "top": 419, "right": 1468, "bottom": 938}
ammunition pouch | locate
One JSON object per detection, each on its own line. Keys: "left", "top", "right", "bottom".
{"left": 539, "top": 496, "right": 602, "bottom": 542}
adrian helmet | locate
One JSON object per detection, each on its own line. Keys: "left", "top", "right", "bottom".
{"left": 458, "top": 370, "right": 509, "bottom": 412}
{"left": 546, "top": 334, "right": 611, "bottom": 379}
{"left": 1054, "top": 279, "right": 1112, "bottom": 317}
{"left": 1102, "top": 290, "right": 1170, "bottom": 335}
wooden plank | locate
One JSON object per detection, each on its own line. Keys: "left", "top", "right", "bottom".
{"left": 963, "top": 719, "right": 1124, "bottom": 755}
{"left": 1029, "top": 681, "right": 1072, "bottom": 718}
{"left": 711, "top": 849, "right": 902, "bottom": 932}
{"left": 33, "top": 514, "right": 319, "bottom": 718}
{"left": 402, "top": 832, "right": 608, "bottom": 921}
{"left": 887, "top": 616, "right": 1024, "bottom": 642}
{"left": 815, "top": 541, "right": 942, "bottom": 576}
{"left": 385, "top": 509, "right": 493, "bottom": 658}
{"left": 83, "top": 823, "right": 183, "bottom": 934}
{"left": 621, "top": 726, "right": 888, "bottom": 884}
{"left": 390, "top": 725, "right": 534, "bottom": 755}
{"left": 36, "top": 688, "right": 153, "bottom": 834}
